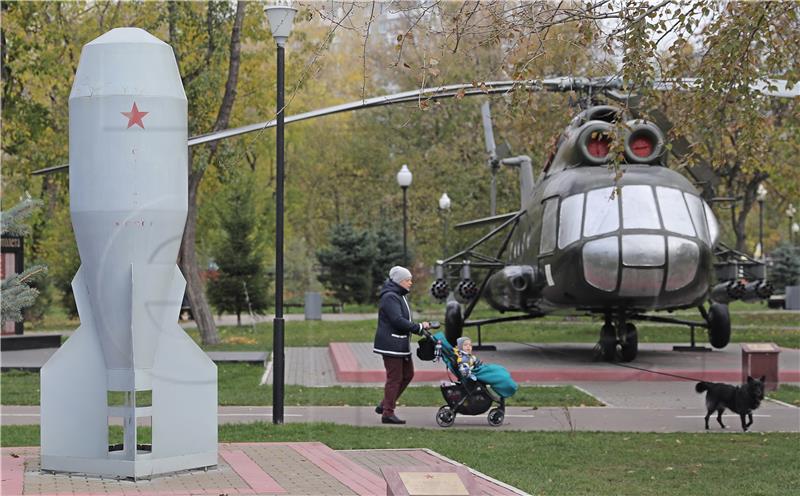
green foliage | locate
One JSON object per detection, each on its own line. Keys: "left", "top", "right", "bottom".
{"left": 207, "top": 174, "right": 270, "bottom": 324}
{"left": 1, "top": 200, "right": 47, "bottom": 324}
{"left": 1, "top": 266, "right": 48, "bottom": 324}
{"left": 36, "top": 205, "right": 80, "bottom": 317}
{"left": 316, "top": 223, "right": 378, "bottom": 304}
{"left": 4, "top": 1, "right": 798, "bottom": 319}
{"left": 770, "top": 243, "right": 800, "bottom": 291}
{"left": 369, "top": 221, "right": 406, "bottom": 291}
{"left": 0, "top": 198, "right": 40, "bottom": 235}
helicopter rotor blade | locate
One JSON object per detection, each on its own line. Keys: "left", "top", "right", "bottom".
{"left": 32, "top": 77, "right": 798, "bottom": 175}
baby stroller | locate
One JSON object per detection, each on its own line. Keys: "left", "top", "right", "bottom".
{"left": 418, "top": 330, "right": 511, "bottom": 427}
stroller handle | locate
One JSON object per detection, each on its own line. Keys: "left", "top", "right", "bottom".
{"left": 421, "top": 321, "right": 440, "bottom": 339}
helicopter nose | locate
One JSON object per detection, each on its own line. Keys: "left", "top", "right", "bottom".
{"left": 582, "top": 234, "right": 701, "bottom": 295}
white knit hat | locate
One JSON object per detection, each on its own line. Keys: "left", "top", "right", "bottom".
{"left": 389, "top": 266, "right": 412, "bottom": 283}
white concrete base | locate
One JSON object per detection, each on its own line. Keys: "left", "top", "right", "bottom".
{"left": 41, "top": 451, "right": 218, "bottom": 480}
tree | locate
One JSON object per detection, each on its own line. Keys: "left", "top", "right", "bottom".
{"left": 207, "top": 174, "right": 269, "bottom": 326}
{"left": 316, "top": 223, "right": 377, "bottom": 304}
{"left": 370, "top": 220, "right": 406, "bottom": 291}
{"left": 770, "top": 243, "right": 800, "bottom": 293}
{"left": 172, "top": 1, "right": 248, "bottom": 345}
{"left": 1, "top": 199, "right": 47, "bottom": 324}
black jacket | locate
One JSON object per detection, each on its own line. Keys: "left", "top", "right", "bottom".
{"left": 373, "top": 279, "right": 423, "bottom": 356}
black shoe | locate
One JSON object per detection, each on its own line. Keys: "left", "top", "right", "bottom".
{"left": 375, "top": 404, "right": 383, "bottom": 415}
{"left": 381, "top": 415, "right": 406, "bottom": 425}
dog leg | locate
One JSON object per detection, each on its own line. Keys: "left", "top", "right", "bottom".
{"left": 746, "top": 413, "right": 754, "bottom": 428}
{"left": 716, "top": 409, "right": 726, "bottom": 429}
{"left": 704, "top": 410, "right": 711, "bottom": 430}
{"left": 740, "top": 413, "right": 748, "bottom": 432}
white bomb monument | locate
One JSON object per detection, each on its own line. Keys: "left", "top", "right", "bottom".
{"left": 41, "top": 28, "right": 217, "bottom": 479}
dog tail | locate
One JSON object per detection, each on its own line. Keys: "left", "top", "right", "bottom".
{"left": 695, "top": 382, "right": 708, "bottom": 393}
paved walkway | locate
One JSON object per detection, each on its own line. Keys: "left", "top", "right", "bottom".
{"left": 3, "top": 402, "right": 798, "bottom": 432}
{"left": 0, "top": 442, "right": 525, "bottom": 495}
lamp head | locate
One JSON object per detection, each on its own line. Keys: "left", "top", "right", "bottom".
{"left": 265, "top": 1, "right": 297, "bottom": 47}
{"left": 439, "top": 193, "right": 451, "bottom": 210}
{"left": 757, "top": 183, "right": 767, "bottom": 202}
{"left": 396, "top": 164, "right": 412, "bottom": 188}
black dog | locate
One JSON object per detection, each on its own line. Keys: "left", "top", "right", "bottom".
{"left": 695, "top": 376, "right": 766, "bottom": 431}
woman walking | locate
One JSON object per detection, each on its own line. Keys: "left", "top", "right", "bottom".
{"left": 373, "top": 266, "right": 431, "bottom": 424}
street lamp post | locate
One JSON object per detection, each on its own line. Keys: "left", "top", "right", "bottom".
{"left": 757, "top": 184, "right": 767, "bottom": 258}
{"left": 438, "top": 193, "right": 451, "bottom": 258}
{"left": 396, "top": 164, "right": 412, "bottom": 266}
{"left": 265, "top": 0, "right": 296, "bottom": 425}
{"left": 787, "top": 203, "right": 797, "bottom": 243}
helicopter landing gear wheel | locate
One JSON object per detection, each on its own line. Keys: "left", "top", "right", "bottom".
{"left": 436, "top": 406, "right": 455, "bottom": 427}
{"left": 445, "top": 301, "right": 464, "bottom": 347}
{"left": 487, "top": 408, "right": 505, "bottom": 426}
{"left": 707, "top": 303, "right": 731, "bottom": 348}
{"left": 599, "top": 323, "right": 617, "bottom": 361}
{"left": 620, "top": 323, "right": 638, "bottom": 362}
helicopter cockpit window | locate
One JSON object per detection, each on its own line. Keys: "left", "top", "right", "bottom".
{"left": 558, "top": 193, "right": 584, "bottom": 249}
{"left": 684, "top": 194, "right": 710, "bottom": 244}
{"left": 540, "top": 198, "right": 558, "bottom": 254}
{"left": 656, "top": 187, "right": 696, "bottom": 237}
{"left": 621, "top": 185, "right": 661, "bottom": 230}
{"left": 583, "top": 187, "right": 619, "bottom": 237}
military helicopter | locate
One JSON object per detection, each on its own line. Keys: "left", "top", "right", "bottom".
{"left": 35, "top": 77, "right": 792, "bottom": 363}
{"left": 428, "top": 87, "right": 781, "bottom": 362}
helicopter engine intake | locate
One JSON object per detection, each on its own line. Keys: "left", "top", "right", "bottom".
{"left": 623, "top": 122, "right": 665, "bottom": 164}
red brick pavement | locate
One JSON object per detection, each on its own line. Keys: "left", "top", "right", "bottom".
{"left": 1, "top": 443, "right": 526, "bottom": 495}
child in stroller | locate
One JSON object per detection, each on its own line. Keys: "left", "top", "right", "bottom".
{"left": 418, "top": 330, "right": 518, "bottom": 427}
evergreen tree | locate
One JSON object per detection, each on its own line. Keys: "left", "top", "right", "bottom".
{"left": 770, "top": 243, "right": 800, "bottom": 292}
{"left": 370, "top": 221, "right": 406, "bottom": 293}
{"left": 206, "top": 177, "right": 269, "bottom": 326}
{"left": 316, "top": 223, "right": 377, "bottom": 304}
{"left": 1, "top": 199, "right": 48, "bottom": 324}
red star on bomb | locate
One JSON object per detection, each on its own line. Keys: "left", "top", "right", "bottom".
{"left": 121, "top": 102, "right": 149, "bottom": 129}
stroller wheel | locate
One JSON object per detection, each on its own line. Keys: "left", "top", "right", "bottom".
{"left": 487, "top": 408, "right": 504, "bottom": 426}
{"left": 436, "top": 406, "right": 455, "bottom": 427}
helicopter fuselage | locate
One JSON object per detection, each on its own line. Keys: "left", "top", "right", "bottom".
{"left": 485, "top": 163, "right": 718, "bottom": 315}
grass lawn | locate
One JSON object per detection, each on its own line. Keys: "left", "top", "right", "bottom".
{"left": 0, "top": 364, "right": 601, "bottom": 407}
{"left": 178, "top": 314, "right": 800, "bottom": 351}
{"left": 769, "top": 384, "right": 800, "bottom": 406}
{"left": 1, "top": 423, "right": 797, "bottom": 495}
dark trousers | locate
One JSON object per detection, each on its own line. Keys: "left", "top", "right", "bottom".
{"left": 380, "top": 355, "right": 414, "bottom": 417}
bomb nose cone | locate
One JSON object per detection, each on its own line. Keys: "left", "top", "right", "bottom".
{"left": 71, "top": 28, "right": 185, "bottom": 100}
{"left": 87, "top": 27, "right": 168, "bottom": 46}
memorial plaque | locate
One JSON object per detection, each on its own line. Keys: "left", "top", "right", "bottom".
{"left": 399, "top": 472, "right": 468, "bottom": 495}
{"left": 382, "top": 465, "right": 479, "bottom": 496}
